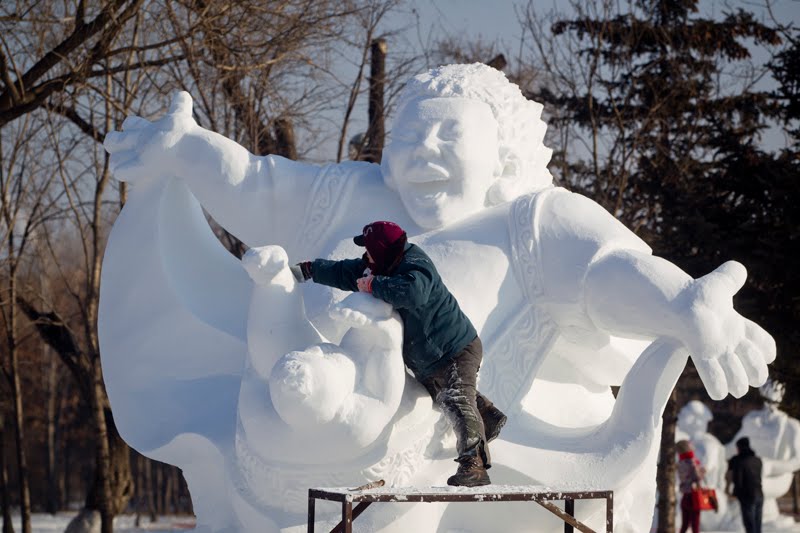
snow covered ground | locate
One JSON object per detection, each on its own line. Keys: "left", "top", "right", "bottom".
{"left": 11, "top": 513, "right": 196, "bottom": 533}
{"left": 11, "top": 508, "right": 799, "bottom": 532}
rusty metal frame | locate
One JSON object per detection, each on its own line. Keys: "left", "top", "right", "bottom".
{"left": 307, "top": 487, "right": 613, "bottom": 533}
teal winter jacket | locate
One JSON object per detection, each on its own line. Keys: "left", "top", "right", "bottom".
{"left": 311, "top": 243, "right": 477, "bottom": 380}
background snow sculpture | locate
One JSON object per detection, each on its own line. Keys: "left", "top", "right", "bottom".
{"left": 726, "top": 381, "right": 800, "bottom": 530}
{"left": 100, "top": 63, "right": 776, "bottom": 532}
{"left": 675, "top": 401, "right": 732, "bottom": 530}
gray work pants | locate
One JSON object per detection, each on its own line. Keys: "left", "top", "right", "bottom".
{"left": 419, "top": 336, "right": 491, "bottom": 464}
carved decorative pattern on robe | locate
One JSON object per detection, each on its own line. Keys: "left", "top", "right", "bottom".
{"left": 232, "top": 420, "right": 435, "bottom": 515}
{"left": 478, "top": 191, "right": 560, "bottom": 413}
{"left": 296, "top": 163, "right": 359, "bottom": 258}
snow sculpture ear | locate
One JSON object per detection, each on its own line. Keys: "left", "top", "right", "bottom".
{"left": 486, "top": 151, "right": 521, "bottom": 206}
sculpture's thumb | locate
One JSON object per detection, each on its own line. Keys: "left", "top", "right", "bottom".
{"left": 708, "top": 260, "right": 746, "bottom": 295}
{"left": 169, "top": 91, "right": 193, "bottom": 117}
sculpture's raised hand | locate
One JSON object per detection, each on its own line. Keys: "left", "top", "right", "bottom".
{"left": 103, "top": 91, "right": 196, "bottom": 183}
{"left": 679, "top": 261, "right": 776, "bottom": 400}
{"left": 243, "top": 246, "right": 293, "bottom": 288}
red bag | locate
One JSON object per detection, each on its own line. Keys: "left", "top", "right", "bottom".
{"left": 691, "top": 487, "right": 718, "bottom": 512}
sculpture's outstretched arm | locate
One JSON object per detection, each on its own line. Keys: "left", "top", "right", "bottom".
{"left": 104, "top": 92, "right": 320, "bottom": 248}
{"left": 584, "top": 249, "right": 776, "bottom": 400}
{"left": 763, "top": 456, "right": 800, "bottom": 476}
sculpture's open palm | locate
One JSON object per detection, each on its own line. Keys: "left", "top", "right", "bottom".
{"left": 104, "top": 92, "right": 196, "bottom": 183}
{"left": 680, "top": 261, "right": 776, "bottom": 400}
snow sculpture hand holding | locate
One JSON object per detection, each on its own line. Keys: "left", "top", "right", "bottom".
{"left": 679, "top": 261, "right": 775, "bottom": 400}
{"left": 103, "top": 92, "right": 198, "bottom": 184}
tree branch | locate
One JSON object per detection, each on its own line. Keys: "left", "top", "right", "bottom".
{"left": 88, "top": 55, "right": 186, "bottom": 78}
{"left": 15, "top": 296, "right": 91, "bottom": 401}
{"left": 18, "top": 0, "right": 128, "bottom": 90}
{"left": 47, "top": 102, "right": 105, "bottom": 143}
{"left": 0, "top": 47, "right": 20, "bottom": 103}
{"left": 0, "top": 0, "right": 145, "bottom": 127}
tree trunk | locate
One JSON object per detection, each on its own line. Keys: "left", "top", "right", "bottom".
{"left": 1, "top": 415, "right": 14, "bottom": 533}
{"left": 16, "top": 299, "right": 133, "bottom": 522}
{"left": 63, "top": 428, "right": 71, "bottom": 511}
{"left": 363, "top": 37, "right": 386, "bottom": 163}
{"left": 45, "top": 348, "right": 59, "bottom": 514}
{"left": 656, "top": 389, "right": 678, "bottom": 533}
{"left": 85, "top": 408, "right": 134, "bottom": 523}
{"left": 7, "top": 260, "right": 31, "bottom": 533}
{"left": 155, "top": 463, "right": 164, "bottom": 517}
{"left": 273, "top": 118, "right": 297, "bottom": 161}
{"left": 164, "top": 468, "right": 174, "bottom": 515}
{"left": 88, "top": 360, "right": 114, "bottom": 533}
{"left": 145, "top": 457, "right": 156, "bottom": 522}
{"left": 134, "top": 454, "right": 143, "bottom": 527}
{"left": 172, "top": 469, "right": 181, "bottom": 514}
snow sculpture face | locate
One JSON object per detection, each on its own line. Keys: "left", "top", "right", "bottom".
{"left": 381, "top": 62, "right": 553, "bottom": 230}
{"left": 382, "top": 97, "right": 499, "bottom": 229}
{"left": 678, "top": 400, "right": 713, "bottom": 437}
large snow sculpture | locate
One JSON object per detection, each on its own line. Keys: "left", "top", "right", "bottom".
{"left": 726, "top": 381, "right": 800, "bottom": 530}
{"left": 99, "top": 63, "right": 776, "bottom": 532}
{"left": 675, "top": 401, "right": 731, "bottom": 530}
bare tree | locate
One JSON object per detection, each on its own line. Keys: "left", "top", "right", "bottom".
{"left": 0, "top": 104, "right": 61, "bottom": 533}
{"left": 1, "top": 2, "right": 432, "bottom": 526}
{"left": 1, "top": 413, "right": 13, "bottom": 533}
{"left": 0, "top": 3, "right": 187, "bottom": 528}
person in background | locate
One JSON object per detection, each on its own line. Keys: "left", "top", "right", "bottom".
{"left": 726, "top": 437, "right": 764, "bottom": 533}
{"left": 291, "top": 220, "right": 507, "bottom": 487}
{"left": 677, "top": 439, "right": 707, "bottom": 533}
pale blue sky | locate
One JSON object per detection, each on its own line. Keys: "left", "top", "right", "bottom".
{"left": 410, "top": 0, "right": 798, "bottom": 39}
{"left": 406, "top": 0, "right": 800, "bottom": 152}
{"left": 311, "top": 0, "right": 799, "bottom": 160}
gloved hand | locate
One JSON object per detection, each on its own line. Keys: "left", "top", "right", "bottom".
{"left": 357, "top": 275, "right": 374, "bottom": 293}
{"left": 290, "top": 261, "right": 313, "bottom": 283}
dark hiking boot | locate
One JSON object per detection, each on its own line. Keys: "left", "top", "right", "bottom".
{"left": 481, "top": 404, "right": 507, "bottom": 443}
{"left": 447, "top": 454, "right": 491, "bottom": 487}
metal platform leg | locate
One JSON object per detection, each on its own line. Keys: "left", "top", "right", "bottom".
{"left": 342, "top": 501, "right": 352, "bottom": 533}
{"left": 564, "top": 498, "right": 575, "bottom": 533}
{"left": 308, "top": 495, "right": 315, "bottom": 533}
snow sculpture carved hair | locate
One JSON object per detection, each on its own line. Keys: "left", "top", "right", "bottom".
{"left": 385, "top": 62, "right": 553, "bottom": 204}
{"left": 759, "top": 379, "right": 785, "bottom": 403}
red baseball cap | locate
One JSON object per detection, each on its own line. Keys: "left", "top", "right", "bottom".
{"left": 353, "top": 221, "right": 408, "bottom": 274}
{"left": 353, "top": 221, "right": 406, "bottom": 247}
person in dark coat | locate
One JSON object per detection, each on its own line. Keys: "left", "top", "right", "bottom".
{"left": 291, "top": 220, "right": 506, "bottom": 487}
{"left": 726, "top": 437, "right": 764, "bottom": 533}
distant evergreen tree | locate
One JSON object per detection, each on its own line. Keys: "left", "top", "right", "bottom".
{"left": 531, "top": 1, "right": 785, "bottom": 530}
{"left": 726, "top": 31, "right": 800, "bottom": 416}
